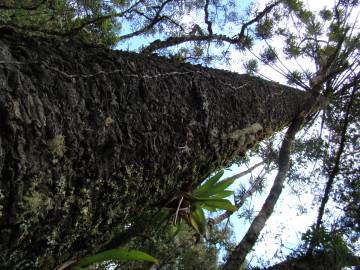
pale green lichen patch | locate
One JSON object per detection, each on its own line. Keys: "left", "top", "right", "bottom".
{"left": 227, "top": 123, "right": 263, "bottom": 140}
{"left": 22, "top": 176, "right": 54, "bottom": 218}
{"left": 209, "top": 127, "right": 219, "bottom": 137}
{"left": 56, "top": 175, "right": 67, "bottom": 197}
{"left": 7, "top": 155, "right": 159, "bottom": 268}
{"left": 220, "top": 123, "right": 263, "bottom": 156}
{"left": 104, "top": 116, "right": 114, "bottom": 127}
{"left": 16, "top": 188, "right": 55, "bottom": 253}
{"left": 12, "top": 100, "right": 22, "bottom": 119}
{"left": 16, "top": 174, "right": 56, "bottom": 246}
{"left": 202, "top": 99, "right": 209, "bottom": 111}
{"left": 23, "top": 190, "right": 53, "bottom": 213}
{"left": 47, "top": 134, "right": 66, "bottom": 157}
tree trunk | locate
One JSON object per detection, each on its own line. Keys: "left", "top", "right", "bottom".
{"left": 0, "top": 29, "right": 313, "bottom": 269}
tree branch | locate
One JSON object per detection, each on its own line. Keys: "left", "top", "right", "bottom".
{"left": 224, "top": 161, "right": 266, "bottom": 184}
{"left": 63, "top": 1, "right": 143, "bottom": 37}
{"left": 0, "top": 0, "right": 169, "bottom": 41}
{"left": 0, "top": 1, "right": 141, "bottom": 38}
{"left": 118, "top": 0, "right": 174, "bottom": 42}
{"left": 237, "top": 0, "right": 282, "bottom": 40}
{"left": 306, "top": 79, "right": 358, "bottom": 256}
{"left": 141, "top": 34, "right": 236, "bottom": 54}
{"left": 204, "top": 0, "right": 213, "bottom": 35}
{"left": 141, "top": 1, "right": 282, "bottom": 54}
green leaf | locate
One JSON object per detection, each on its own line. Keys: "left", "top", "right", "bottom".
{"left": 319, "top": 8, "right": 332, "bottom": 21}
{"left": 211, "top": 190, "right": 235, "bottom": 199}
{"left": 193, "top": 190, "right": 234, "bottom": 201}
{"left": 243, "top": 59, "right": 258, "bottom": 74}
{"left": 74, "top": 248, "right": 159, "bottom": 268}
{"left": 200, "top": 199, "right": 238, "bottom": 212}
{"left": 255, "top": 18, "right": 274, "bottom": 39}
{"left": 155, "top": 210, "right": 172, "bottom": 226}
{"left": 193, "top": 170, "right": 224, "bottom": 196}
{"left": 194, "top": 178, "right": 236, "bottom": 198}
{"left": 189, "top": 215, "right": 201, "bottom": 234}
{"left": 169, "top": 221, "right": 185, "bottom": 237}
{"left": 201, "top": 204, "right": 217, "bottom": 212}
{"left": 207, "top": 178, "right": 236, "bottom": 195}
{"left": 190, "top": 207, "right": 206, "bottom": 235}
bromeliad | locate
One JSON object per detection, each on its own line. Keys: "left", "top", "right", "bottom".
{"left": 165, "top": 170, "right": 238, "bottom": 235}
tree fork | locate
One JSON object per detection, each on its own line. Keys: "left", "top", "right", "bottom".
{"left": 0, "top": 30, "right": 314, "bottom": 269}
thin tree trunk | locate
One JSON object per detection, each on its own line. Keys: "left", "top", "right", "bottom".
{"left": 0, "top": 29, "right": 314, "bottom": 269}
{"left": 221, "top": 104, "right": 317, "bottom": 270}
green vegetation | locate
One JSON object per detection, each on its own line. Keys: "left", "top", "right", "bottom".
{"left": 71, "top": 248, "right": 158, "bottom": 270}
{"left": 47, "top": 134, "right": 66, "bottom": 157}
{"left": 163, "top": 170, "right": 237, "bottom": 235}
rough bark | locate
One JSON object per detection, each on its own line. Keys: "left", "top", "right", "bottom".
{"left": 0, "top": 28, "right": 313, "bottom": 269}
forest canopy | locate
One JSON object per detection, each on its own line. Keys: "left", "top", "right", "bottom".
{"left": 0, "top": 0, "right": 359, "bottom": 269}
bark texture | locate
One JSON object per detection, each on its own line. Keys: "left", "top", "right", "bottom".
{"left": 0, "top": 28, "right": 313, "bottom": 269}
